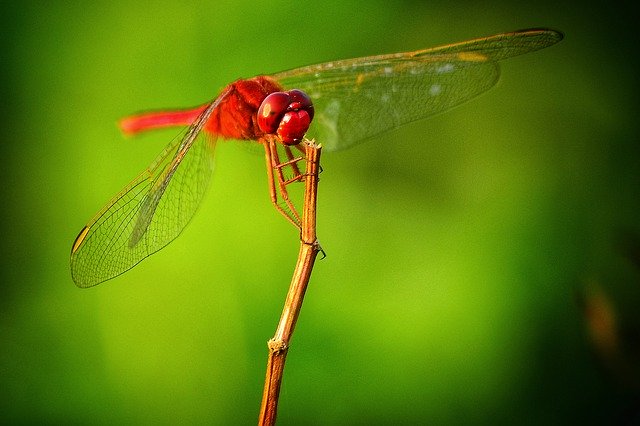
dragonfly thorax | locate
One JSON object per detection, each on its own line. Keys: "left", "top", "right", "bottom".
{"left": 207, "top": 76, "right": 284, "bottom": 141}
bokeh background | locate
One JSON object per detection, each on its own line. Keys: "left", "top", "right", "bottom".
{"left": 2, "top": 1, "right": 639, "bottom": 424}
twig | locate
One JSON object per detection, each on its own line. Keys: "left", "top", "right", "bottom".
{"left": 258, "top": 141, "right": 322, "bottom": 426}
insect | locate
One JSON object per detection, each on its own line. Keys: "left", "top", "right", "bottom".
{"left": 70, "top": 28, "right": 563, "bottom": 288}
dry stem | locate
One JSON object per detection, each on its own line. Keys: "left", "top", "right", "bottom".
{"left": 258, "top": 141, "right": 322, "bottom": 426}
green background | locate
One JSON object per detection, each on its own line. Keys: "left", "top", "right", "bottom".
{"left": 2, "top": 1, "right": 639, "bottom": 424}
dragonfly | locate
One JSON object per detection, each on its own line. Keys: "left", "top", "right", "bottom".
{"left": 70, "top": 28, "right": 563, "bottom": 288}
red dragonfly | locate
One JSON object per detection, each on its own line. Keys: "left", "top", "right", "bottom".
{"left": 70, "top": 28, "right": 562, "bottom": 288}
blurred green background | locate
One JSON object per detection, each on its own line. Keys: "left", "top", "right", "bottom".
{"left": 2, "top": 0, "right": 639, "bottom": 424}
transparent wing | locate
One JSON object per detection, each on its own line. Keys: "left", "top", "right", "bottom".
{"left": 70, "top": 99, "right": 221, "bottom": 288}
{"left": 273, "top": 29, "right": 562, "bottom": 151}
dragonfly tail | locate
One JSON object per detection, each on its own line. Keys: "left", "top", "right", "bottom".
{"left": 119, "top": 106, "right": 208, "bottom": 136}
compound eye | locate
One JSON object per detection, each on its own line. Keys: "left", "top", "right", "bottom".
{"left": 257, "top": 91, "right": 291, "bottom": 134}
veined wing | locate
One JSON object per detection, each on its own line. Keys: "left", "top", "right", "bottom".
{"left": 273, "top": 29, "right": 562, "bottom": 151}
{"left": 70, "top": 95, "right": 225, "bottom": 288}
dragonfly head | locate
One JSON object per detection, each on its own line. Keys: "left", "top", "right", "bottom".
{"left": 257, "top": 89, "right": 314, "bottom": 145}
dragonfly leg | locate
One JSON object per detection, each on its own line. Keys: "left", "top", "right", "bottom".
{"left": 283, "top": 145, "right": 304, "bottom": 180}
{"left": 271, "top": 142, "right": 304, "bottom": 225}
{"left": 263, "top": 138, "right": 303, "bottom": 229}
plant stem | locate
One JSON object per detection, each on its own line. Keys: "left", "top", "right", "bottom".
{"left": 258, "top": 141, "right": 322, "bottom": 426}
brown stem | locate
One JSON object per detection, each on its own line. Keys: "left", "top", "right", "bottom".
{"left": 258, "top": 141, "right": 322, "bottom": 426}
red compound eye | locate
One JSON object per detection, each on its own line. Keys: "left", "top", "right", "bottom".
{"left": 257, "top": 89, "right": 314, "bottom": 145}
{"left": 257, "top": 92, "right": 291, "bottom": 134}
{"left": 287, "top": 89, "right": 314, "bottom": 122}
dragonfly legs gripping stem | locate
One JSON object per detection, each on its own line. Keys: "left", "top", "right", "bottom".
{"left": 263, "top": 137, "right": 308, "bottom": 230}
